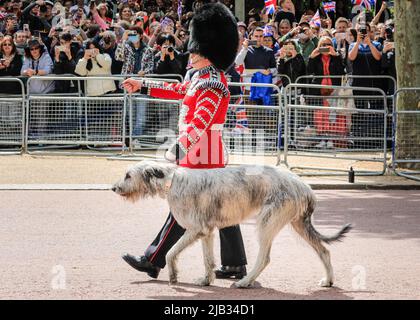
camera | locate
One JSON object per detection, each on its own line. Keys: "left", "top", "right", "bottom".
{"left": 248, "top": 40, "right": 258, "bottom": 46}
{"left": 40, "top": 5, "right": 48, "bottom": 13}
{"left": 0, "top": 58, "right": 6, "bottom": 65}
{"left": 167, "top": 46, "right": 174, "bottom": 53}
{"left": 359, "top": 27, "right": 367, "bottom": 35}
{"left": 319, "top": 47, "right": 330, "bottom": 54}
{"left": 55, "top": 27, "right": 63, "bottom": 33}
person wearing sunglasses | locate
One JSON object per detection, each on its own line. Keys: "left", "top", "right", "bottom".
{"left": 0, "top": 36, "right": 23, "bottom": 94}
{"left": 308, "top": 36, "right": 345, "bottom": 87}
{"left": 21, "top": 38, "right": 54, "bottom": 94}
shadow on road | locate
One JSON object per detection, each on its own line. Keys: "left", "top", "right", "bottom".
{"left": 313, "top": 190, "right": 420, "bottom": 241}
{"left": 131, "top": 280, "right": 356, "bottom": 300}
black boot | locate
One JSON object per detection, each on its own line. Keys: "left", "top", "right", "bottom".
{"left": 215, "top": 265, "right": 247, "bottom": 279}
{"left": 122, "top": 253, "right": 161, "bottom": 279}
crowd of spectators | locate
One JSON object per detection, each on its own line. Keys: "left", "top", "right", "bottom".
{"left": 0, "top": 0, "right": 396, "bottom": 148}
{"left": 0, "top": 0, "right": 396, "bottom": 95}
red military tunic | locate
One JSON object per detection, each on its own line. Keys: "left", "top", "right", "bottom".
{"left": 143, "top": 65, "right": 230, "bottom": 169}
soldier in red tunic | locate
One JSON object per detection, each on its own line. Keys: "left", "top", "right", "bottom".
{"left": 121, "top": 3, "right": 247, "bottom": 280}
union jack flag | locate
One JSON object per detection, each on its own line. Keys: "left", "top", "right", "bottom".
{"left": 263, "top": 24, "right": 274, "bottom": 36}
{"left": 322, "top": 1, "right": 336, "bottom": 13}
{"left": 352, "top": 0, "right": 376, "bottom": 11}
{"left": 264, "top": 0, "right": 276, "bottom": 15}
{"left": 309, "top": 10, "right": 321, "bottom": 27}
{"left": 232, "top": 96, "right": 250, "bottom": 134}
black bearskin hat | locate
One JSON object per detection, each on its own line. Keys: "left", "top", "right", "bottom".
{"left": 188, "top": 3, "right": 239, "bottom": 71}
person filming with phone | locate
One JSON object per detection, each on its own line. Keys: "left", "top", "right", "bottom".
{"left": 308, "top": 36, "right": 345, "bottom": 91}
{"left": 308, "top": 36, "right": 347, "bottom": 149}
{"left": 0, "top": 36, "right": 23, "bottom": 94}
{"left": 21, "top": 0, "right": 54, "bottom": 36}
{"left": 52, "top": 33, "right": 79, "bottom": 93}
{"left": 75, "top": 40, "right": 115, "bottom": 96}
{"left": 235, "top": 27, "right": 276, "bottom": 84}
{"left": 348, "top": 23, "right": 382, "bottom": 84}
{"left": 115, "top": 26, "right": 154, "bottom": 76}
{"left": 348, "top": 23, "right": 382, "bottom": 58}
{"left": 276, "top": 40, "right": 305, "bottom": 86}
{"left": 154, "top": 33, "right": 182, "bottom": 75}
{"left": 347, "top": 22, "right": 384, "bottom": 148}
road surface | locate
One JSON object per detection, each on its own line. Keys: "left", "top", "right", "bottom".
{"left": 0, "top": 189, "right": 419, "bottom": 300}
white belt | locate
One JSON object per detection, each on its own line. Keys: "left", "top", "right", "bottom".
{"left": 179, "top": 123, "right": 224, "bottom": 131}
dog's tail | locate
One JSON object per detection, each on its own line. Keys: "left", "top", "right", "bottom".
{"left": 302, "top": 195, "right": 352, "bottom": 245}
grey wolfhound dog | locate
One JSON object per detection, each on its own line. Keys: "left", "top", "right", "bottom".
{"left": 113, "top": 161, "right": 352, "bottom": 288}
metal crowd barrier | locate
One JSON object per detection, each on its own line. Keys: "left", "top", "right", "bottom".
{"left": 283, "top": 83, "right": 388, "bottom": 175}
{"left": 0, "top": 78, "right": 26, "bottom": 155}
{"left": 224, "top": 82, "right": 282, "bottom": 165}
{"left": 1, "top": 74, "right": 411, "bottom": 176}
{"left": 25, "top": 76, "right": 128, "bottom": 156}
{"left": 23, "top": 75, "right": 181, "bottom": 157}
{"left": 392, "top": 88, "right": 420, "bottom": 181}
{"left": 122, "top": 81, "right": 283, "bottom": 164}
{"left": 296, "top": 75, "right": 397, "bottom": 148}
{"left": 127, "top": 94, "right": 181, "bottom": 158}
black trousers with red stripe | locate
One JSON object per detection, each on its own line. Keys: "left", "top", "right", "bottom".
{"left": 144, "top": 212, "right": 247, "bottom": 269}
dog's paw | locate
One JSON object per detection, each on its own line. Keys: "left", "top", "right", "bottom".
{"left": 233, "top": 279, "right": 254, "bottom": 289}
{"left": 194, "top": 277, "right": 211, "bottom": 287}
{"left": 169, "top": 274, "right": 178, "bottom": 285}
{"left": 319, "top": 278, "right": 333, "bottom": 287}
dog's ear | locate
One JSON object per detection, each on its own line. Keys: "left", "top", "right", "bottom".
{"left": 143, "top": 167, "right": 165, "bottom": 182}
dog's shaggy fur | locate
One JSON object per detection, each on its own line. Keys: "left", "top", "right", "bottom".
{"left": 113, "top": 161, "right": 352, "bottom": 288}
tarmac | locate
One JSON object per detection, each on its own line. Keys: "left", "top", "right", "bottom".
{"left": 0, "top": 154, "right": 419, "bottom": 300}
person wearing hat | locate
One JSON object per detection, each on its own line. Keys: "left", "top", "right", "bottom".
{"left": 121, "top": 2, "right": 248, "bottom": 281}
{"left": 237, "top": 21, "right": 248, "bottom": 38}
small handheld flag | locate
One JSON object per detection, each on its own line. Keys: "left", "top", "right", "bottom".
{"left": 309, "top": 10, "right": 321, "bottom": 28}
{"left": 322, "top": 1, "right": 336, "bottom": 13}
{"left": 264, "top": 0, "right": 276, "bottom": 15}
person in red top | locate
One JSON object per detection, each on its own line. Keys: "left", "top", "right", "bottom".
{"left": 121, "top": 3, "right": 247, "bottom": 280}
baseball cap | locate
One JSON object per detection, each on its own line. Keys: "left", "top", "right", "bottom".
{"left": 237, "top": 21, "right": 247, "bottom": 29}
